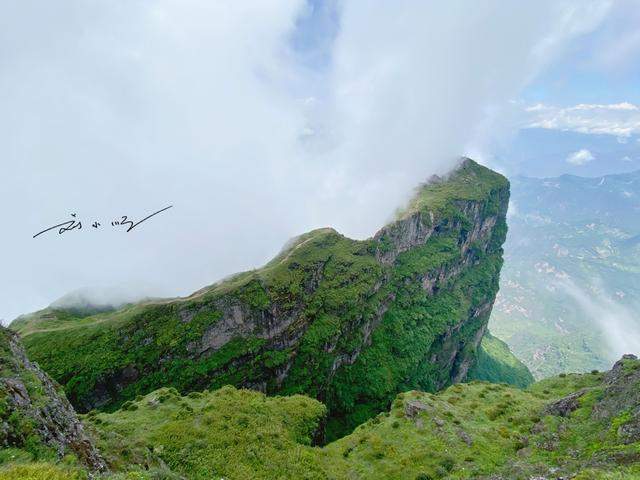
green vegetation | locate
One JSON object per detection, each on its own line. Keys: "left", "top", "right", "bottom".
{"left": 85, "top": 356, "right": 640, "bottom": 479}
{"left": 400, "top": 158, "right": 510, "bottom": 220}
{"left": 84, "top": 386, "right": 330, "bottom": 480}
{"left": 7, "top": 356, "right": 637, "bottom": 479}
{"left": 0, "top": 328, "right": 60, "bottom": 465}
{"left": 0, "top": 326, "right": 106, "bottom": 475}
{"left": 322, "top": 247, "right": 505, "bottom": 439}
{"left": 0, "top": 463, "right": 87, "bottom": 480}
{"left": 10, "top": 308, "right": 97, "bottom": 336}
{"left": 468, "top": 331, "right": 534, "bottom": 388}
{"left": 324, "top": 383, "right": 547, "bottom": 479}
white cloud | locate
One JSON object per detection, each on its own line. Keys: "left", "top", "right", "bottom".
{"left": 566, "top": 149, "right": 595, "bottom": 165}
{"left": 588, "top": 0, "right": 640, "bottom": 72}
{"left": 524, "top": 102, "right": 640, "bottom": 137}
{"left": 559, "top": 278, "right": 640, "bottom": 361}
{"left": 0, "top": 1, "right": 614, "bottom": 321}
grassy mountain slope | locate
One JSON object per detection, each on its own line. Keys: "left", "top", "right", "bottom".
{"left": 12, "top": 159, "right": 513, "bottom": 439}
{"left": 84, "top": 354, "right": 640, "bottom": 479}
{"left": 468, "top": 331, "right": 534, "bottom": 388}
{"left": 85, "top": 386, "right": 329, "bottom": 480}
{"left": 6, "top": 355, "right": 637, "bottom": 480}
{"left": 489, "top": 170, "right": 640, "bottom": 378}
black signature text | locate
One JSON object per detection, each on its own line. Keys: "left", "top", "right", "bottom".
{"left": 33, "top": 205, "right": 173, "bottom": 238}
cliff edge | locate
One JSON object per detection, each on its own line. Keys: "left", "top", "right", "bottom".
{"left": 13, "top": 158, "right": 512, "bottom": 439}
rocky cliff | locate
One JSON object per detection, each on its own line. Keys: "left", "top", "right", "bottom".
{"left": 12, "top": 158, "right": 511, "bottom": 438}
{"left": 0, "top": 326, "right": 105, "bottom": 473}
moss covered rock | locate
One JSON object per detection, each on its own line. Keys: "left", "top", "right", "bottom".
{"left": 0, "top": 327, "right": 105, "bottom": 473}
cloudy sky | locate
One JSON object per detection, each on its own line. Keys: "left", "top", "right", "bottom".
{"left": 1, "top": 0, "right": 640, "bottom": 322}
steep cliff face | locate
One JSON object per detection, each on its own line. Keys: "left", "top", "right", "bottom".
{"left": 13, "top": 158, "right": 510, "bottom": 438}
{"left": 0, "top": 327, "right": 105, "bottom": 472}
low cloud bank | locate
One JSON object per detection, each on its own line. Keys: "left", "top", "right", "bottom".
{"left": 525, "top": 102, "right": 640, "bottom": 139}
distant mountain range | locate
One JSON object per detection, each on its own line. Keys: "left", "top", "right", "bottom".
{"left": 490, "top": 169, "right": 640, "bottom": 378}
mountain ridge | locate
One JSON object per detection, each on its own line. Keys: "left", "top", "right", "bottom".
{"left": 6, "top": 160, "right": 640, "bottom": 479}
{"left": 12, "top": 158, "right": 519, "bottom": 440}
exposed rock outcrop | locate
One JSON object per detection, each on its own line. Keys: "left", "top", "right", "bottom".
{"left": 592, "top": 354, "right": 640, "bottom": 445}
{"left": 0, "top": 327, "right": 106, "bottom": 472}
{"left": 544, "top": 389, "right": 586, "bottom": 417}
